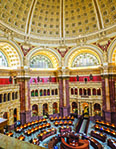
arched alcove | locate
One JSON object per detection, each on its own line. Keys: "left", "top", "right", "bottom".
{"left": 53, "top": 102, "right": 58, "bottom": 114}
{"left": 14, "top": 108, "right": 17, "bottom": 122}
{"left": 32, "top": 104, "right": 38, "bottom": 116}
{"left": 0, "top": 41, "right": 23, "bottom": 68}
{"left": 43, "top": 103, "right": 48, "bottom": 116}
{"left": 94, "top": 103, "right": 101, "bottom": 116}
{"left": 72, "top": 102, "right": 78, "bottom": 113}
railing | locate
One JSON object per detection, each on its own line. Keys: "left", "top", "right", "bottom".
{"left": 30, "top": 82, "right": 59, "bottom": 89}
{"left": 0, "top": 84, "right": 19, "bottom": 93}
{"left": 0, "top": 84, "right": 19, "bottom": 88}
{"left": 70, "top": 81, "right": 102, "bottom": 84}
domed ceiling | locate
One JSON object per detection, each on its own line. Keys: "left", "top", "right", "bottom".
{"left": 0, "top": 0, "right": 116, "bottom": 44}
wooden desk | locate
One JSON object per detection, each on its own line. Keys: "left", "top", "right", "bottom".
{"left": 91, "top": 131, "right": 106, "bottom": 142}
{"left": 37, "top": 128, "right": 57, "bottom": 141}
{"left": 32, "top": 138, "right": 40, "bottom": 145}
{"left": 59, "top": 126, "right": 72, "bottom": 133}
{"left": 107, "top": 139, "right": 116, "bottom": 149}
{"left": 18, "top": 135, "right": 25, "bottom": 141}
{"left": 88, "top": 137, "right": 103, "bottom": 149}
{"left": 6, "top": 132, "right": 13, "bottom": 137}
{"left": 61, "top": 138, "right": 89, "bottom": 149}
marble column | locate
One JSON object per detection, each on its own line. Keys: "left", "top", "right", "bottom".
{"left": 48, "top": 102, "right": 53, "bottom": 115}
{"left": 102, "top": 75, "right": 116, "bottom": 124}
{"left": 59, "top": 76, "right": 70, "bottom": 117}
{"left": 38, "top": 103, "right": 43, "bottom": 116}
{"left": 16, "top": 76, "right": 31, "bottom": 124}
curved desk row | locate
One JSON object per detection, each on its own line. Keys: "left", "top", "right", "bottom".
{"left": 107, "top": 139, "right": 116, "bottom": 149}
{"left": 24, "top": 123, "right": 51, "bottom": 136}
{"left": 90, "top": 130, "right": 107, "bottom": 142}
{"left": 50, "top": 116, "right": 74, "bottom": 121}
{"left": 94, "top": 124, "right": 116, "bottom": 137}
{"left": 54, "top": 120, "right": 73, "bottom": 126}
{"left": 15, "top": 118, "right": 47, "bottom": 133}
{"left": 59, "top": 126, "right": 72, "bottom": 133}
{"left": 88, "top": 137, "right": 103, "bottom": 149}
{"left": 6, "top": 131, "right": 13, "bottom": 137}
{"left": 95, "top": 120, "right": 116, "bottom": 130}
{"left": 37, "top": 128, "right": 57, "bottom": 141}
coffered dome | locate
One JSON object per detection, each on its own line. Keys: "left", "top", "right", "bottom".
{"left": 0, "top": 0, "right": 116, "bottom": 45}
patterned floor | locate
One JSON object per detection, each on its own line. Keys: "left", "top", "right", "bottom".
{"left": 9, "top": 118, "right": 115, "bottom": 149}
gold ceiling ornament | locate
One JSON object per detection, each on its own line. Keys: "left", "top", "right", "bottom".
{"left": 0, "top": 0, "right": 116, "bottom": 45}
{"left": 76, "top": 36, "right": 87, "bottom": 46}
{"left": 21, "top": 36, "right": 32, "bottom": 52}
{"left": 58, "top": 39, "right": 67, "bottom": 52}
{"left": 96, "top": 31, "right": 109, "bottom": 46}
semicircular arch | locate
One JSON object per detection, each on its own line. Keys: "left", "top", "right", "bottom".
{"left": 27, "top": 47, "right": 61, "bottom": 68}
{"left": 108, "top": 38, "right": 116, "bottom": 64}
{"left": 64, "top": 45, "right": 103, "bottom": 68}
{"left": 0, "top": 39, "right": 24, "bottom": 67}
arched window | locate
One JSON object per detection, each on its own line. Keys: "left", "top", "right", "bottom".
{"left": 52, "top": 89, "right": 54, "bottom": 95}
{"left": 0, "top": 51, "right": 8, "bottom": 67}
{"left": 47, "top": 89, "right": 50, "bottom": 96}
{"left": 35, "top": 90, "right": 38, "bottom": 96}
{"left": 40, "top": 89, "right": 42, "bottom": 96}
{"left": 12, "top": 92, "right": 15, "bottom": 100}
{"left": 55, "top": 89, "right": 58, "bottom": 95}
{"left": 79, "top": 88, "right": 82, "bottom": 95}
{"left": 4, "top": 94, "right": 7, "bottom": 102}
{"left": 0, "top": 94, "right": 2, "bottom": 103}
{"left": 44, "top": 89, "right": 46, "bottom": 96}
{"left": 93, "top": 88, "right": 96, "bottom": 95}
{"left": 75, "top": 88, "right": 78, "bottom": 95}
{"left": 31, "top": 90, "right": 34, "bottom": 97}
{"left": 97, "top": 88, "right": 101, "bottom": 95}
{"left": 15, "top": 92, "right": 18, "bottom": 99}
{"left": 71, "top": 88, "right": 74, "bottom": 95}
{"left": 8, "top": 93, "right": 10, "bottom": 101}
{"left": 72, "top": 53, "right": 99, "bottom": 67}
{"left": 88, "top": 88, "right": 91, "bottom": 96}
{"left": 83, "top": 89, "right": 86, "bottom": 95}
{"left": 30, "top": 55, "right": 53, "bottom": 68}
